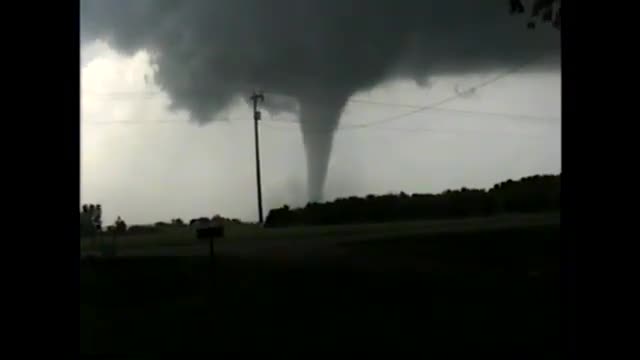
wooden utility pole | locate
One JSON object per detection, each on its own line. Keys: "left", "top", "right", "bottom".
{"left": 251, "top": 91, "right": 265, "bottom": 224}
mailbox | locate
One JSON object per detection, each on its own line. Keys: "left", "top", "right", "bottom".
{"left": 196, "top": 225, "right": 224, "bottom": 260}
{"left": 196, "top": 225, "right": 224, "bottom": 240}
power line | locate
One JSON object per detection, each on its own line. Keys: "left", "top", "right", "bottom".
{"left": 337, "top": 58, "right": 542, "bottom": 131}
{"left": 83, "top": 106, "right": 558, "bottom": 127}
{"left": 258, "top": 57, "right": 553, "bottom": 134}
{"left": 82, "top": 113, "right": 553, "bottom": 139}
{"left": 362, "top": 126, "right": 550, "bottom": 138}
{"left": 83, "top": 57, "right": 551, "bottom": 129}
{"left": 82, "top": 116, "right": 241, "bottom": 125}
{"left": 82, "top": 57, "right": 538, "bottom": 102}
{"left": 260, "top": 119, "right": 552, "bottom": 139}
{"left": 83, "top": 91, "right": 559, "bottom": 124}
{"left": 83, "top": 91, "right": 155, "bottom": 96}
{"left": 83, "top": 106, "right": 558, "bottom": 129}
{"left": 83, "top": 119, "right": 183, "bottom": 125}
{"left": 347, "top": 99, "right": 560, "bottom": 122}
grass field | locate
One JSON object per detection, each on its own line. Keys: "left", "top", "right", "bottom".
{"left": 81, "top": 221, "right": 566, "bottom": 354}
{"left": 80, "top": 212, "right": 560, "bottom": 253}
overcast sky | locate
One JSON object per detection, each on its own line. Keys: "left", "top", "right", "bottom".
{"left": 81, "top": 40, "right": 560, "bottom": 225}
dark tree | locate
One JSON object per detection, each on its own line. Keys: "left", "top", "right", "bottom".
{"left": 154, "top": 221, "right": 170, "bottom": 228}
{"left": 509, "top": 0, "right": 560, "bottom": 30}
{"left": 264, "top": 175, "right": 560, "bottom": 228}
{"left": 115, "top": 216, "right": 127, "bottom": 233}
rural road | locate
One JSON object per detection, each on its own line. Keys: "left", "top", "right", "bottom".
{"left": 86, "top": 213, "right": 560, "bottom": 260}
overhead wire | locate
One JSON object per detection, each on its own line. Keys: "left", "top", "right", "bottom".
{"left": 259, "top": 117, "right": 552, "bottom": 139}
{"left": 347, "top": 99, "right": 560, "bottom": 122}
{"left": 336, "top": 56, "right": 544, "bottom": 131}
{"left": 82, "top": 56, "right": 557, "bottom": 132}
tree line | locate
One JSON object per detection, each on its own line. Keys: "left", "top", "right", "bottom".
{"left": 264, "top": 174, "right": 560, "bottom": 228}
{"left": 81, "top": 210, "right": 245, "bottom": 238}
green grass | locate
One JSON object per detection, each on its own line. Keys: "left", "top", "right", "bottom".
{"left": 81, "top": 223, "right": 565, "bottom": 354}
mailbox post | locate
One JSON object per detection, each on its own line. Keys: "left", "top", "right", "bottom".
{"left": 196, "top": 225, "right": 224, "bottom": 261}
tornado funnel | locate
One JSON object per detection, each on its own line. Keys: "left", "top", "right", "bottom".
{"left": 298, "top": 95, "right": 347, "bottom": 203}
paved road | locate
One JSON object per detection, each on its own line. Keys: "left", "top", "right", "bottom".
{"left": 82, "top": 213, "right": 560, "bottom": 260}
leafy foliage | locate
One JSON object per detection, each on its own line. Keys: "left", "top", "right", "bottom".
{"left": 265, "top": 174, "right": 560, "bottom": 228}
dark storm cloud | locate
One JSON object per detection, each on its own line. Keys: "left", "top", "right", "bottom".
{"left": 81, "top": 0, "right": 560, "bottom": 201}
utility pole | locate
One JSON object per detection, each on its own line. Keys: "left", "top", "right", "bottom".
{"left": 251, "top": 91, "right": 265, "bottom": 224}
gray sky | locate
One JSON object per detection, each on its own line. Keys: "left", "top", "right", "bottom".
{"left": 81, "top": 41, "right": 560, "bottom": 225}
{"left": 81, "top": 0, "right": 560, "bottom": 206}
